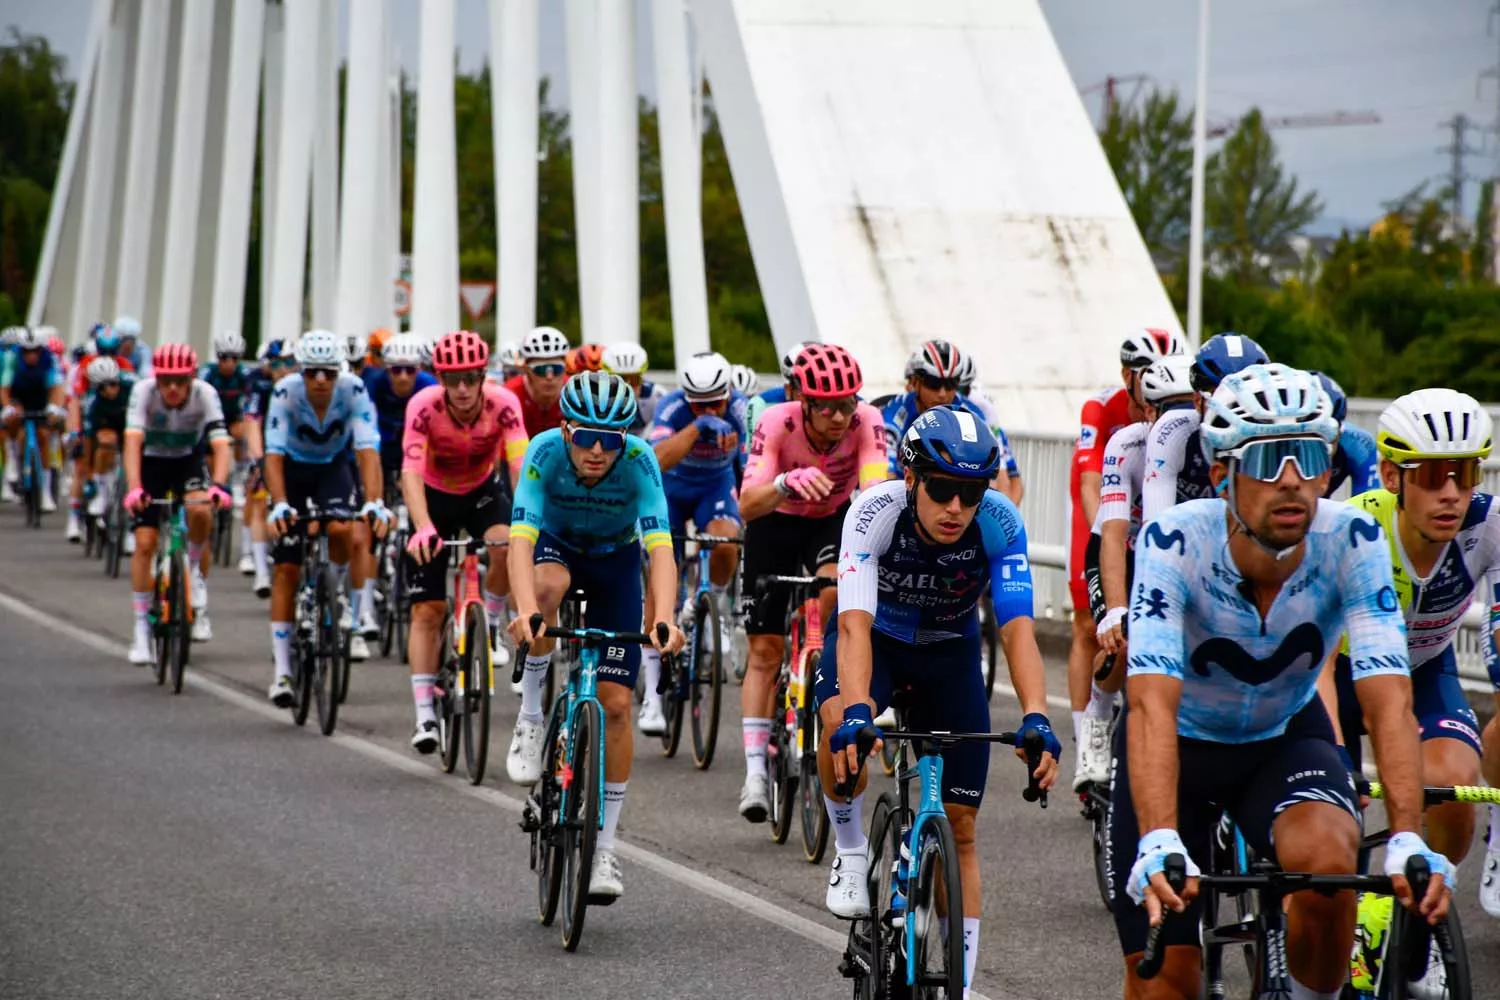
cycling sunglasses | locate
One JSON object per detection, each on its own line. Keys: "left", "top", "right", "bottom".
{"left": 440, "top": 370, "right": 484, "bottom": 388}
{"left": 1230, "top": 437, "right": 1332, "bottom": 482}
{"left": 268, "top": 358, "right": 296, "bottom": 370}
{"left": 1399, "top": 457, "right": 1484, "bottom": 491}
{"left": 528, "top": 362, "right": 566, "bottom": 378}
{"left": 687, "top": 396, "right": 728, "bottom": 412}
{"left": 387, "top": 365, "right": 417, "bottom": 377}
{"left": 303, "top": 367, "right": 339, "bottom": 382}
{"left": 919, "top": 374, "right": 961, "bottom": 394}
{"left": 809, "top": 396, "right": 858, "bottom": 417}
{"left": 570, "top": 425, "right": 626, "bottom": 452}
{"left": 216, "top": 353, "right": 242, "bottom": 362}
{"left": 921, "top": 475, "right": 988, "bottom": 508}
{"left": 156, "top": 375, "right": 193, "bottom": 390}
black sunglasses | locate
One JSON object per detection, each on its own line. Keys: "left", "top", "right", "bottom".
{"left": 919, "top": 374, "right": 961, "bottom": 394}
{"left": 922, "top": 475, "right": 987, "bottom": 508}
{"left": 303, "top": 367, "right": 339, "bottom": 382}
{"left": 388, "top": 365, "right": 417, "bottom": 377}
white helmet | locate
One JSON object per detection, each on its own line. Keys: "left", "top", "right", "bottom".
{"left": 522, "top": 325, "right": 570, "bottom": 360}
{"left": 382, "top": 333, "right": 426, "bottom": 368}
{"left": 213, "top": 330, "right": 246, "bottom": 356}
{"left": 0, "top": 326, "right": 24, "bottom": 347}
{"left": 1139, "top": 354, "right": 1195, "bottom": 404}
{"left": 498, "top": 339, "right": 524, "bottom": 368}
{"left": 344, "top": 332, "right": 368, "bottom": 363}
{"left": 730, "top": 364, "right": 760, "bottom": 395}
{"left": 601, "top": 341, "right": 649, "bottom": 376}
{"left": 680, "top": 351, "right": 732, "bottom": 400}
{"left": 294, "top": 329, "right": 343, "bottom": 368}
{"left": 1120, "top": 327, "right": 1185, "bottom": 369}
{"left": 954, "top": 353, "right": 980, "bottom": 393}
{"left": 113, "top": 315, "right": 142, "bottom": 340}
{"left": 1378, "top": 388, "right": 1494, "bottom": 463}
{"left": 1200, "top": 363, "right": 1339, "bottom": 459}
{"left": 779, "top": 342, "right": 809, "bottom": 380}
{"left": 86, "top": 356, "right": 121, "bottom": 386}
{"left": 17, "top": 327, "right": 47, "bottom": 350}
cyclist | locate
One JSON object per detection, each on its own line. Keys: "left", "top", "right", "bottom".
{"left": 369, "top": 333, "right": 438, "bottom": 494}
{"left": 504, "top": 325, "right": 570, "bottom": 437}
{"left": 200, "top": 331, "right": 254, "bottom": 569}
{"left": 730, "top": 363, "right": 759, "bottom": 398}
{"left": 81, "top": 357, "right": 132, "bottom": 532}
{"left": 400, "top": 331, "right": 528, "bottom": 752}
{"left": 823, "top": 407, "right": 1061, "bottom": 995}
{"left": 736, "top": 343, "right": 888, "bottom": 822}
{"left": 1312, "top": 371, "right": 1380, "bottom": 498}
{"left": 113, "top": 315, "right": 152, "bottom": 378}
{"left": 1114, "top": 363, "right": 1450, "bottom": 1000}
{"left": 744, "top": 341, "right": 806, "bottom": 441}
{"left": 641, "top": 351, "right": 748, "bottom": 733}
{"left": 0, "top": 326, "right": 68, "bottom": 511}
{"left": 504, "top": 371, "right": 686, "bottom": 900}
{"left": 365, "top": 328, "right": 393, "bottom": 372}
{"left": 120, "top": 345, "right": 234, "bottom": 661}
{"left": 342, "top": 331, "right": 381, "bottom": 658}
{"left": 62, "top": 324, "right": 135, "bottom": 538}
{"left": 495, "top": 339, "right": 525, "bottom": 381}
{"left": 881, "top": 340, "right": 1013, "bottom": 493}
{"left": 262, "top": 330, "right": 388, "bottom": 707}
{"left": 565, "top": 342, "right": 605, "bottom": 375}
{"left": 241, "top": 338, "right": 297, "bottom": 597}
{"left": 599, "top": 340, "right": 661, "bottom": 435}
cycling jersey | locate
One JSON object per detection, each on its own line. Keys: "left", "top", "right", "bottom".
{"left": 242, "top": 374, "right": 274, "bottom": 424}
{"left": 263, "top": 372, "right": 379, "bottom": 464}
{"left": 125, "top": 378, "right": 229, "bottom": 457}
{"left": 743, "top": 400, "right": 887, "bottom": 518}
{"left": 1095, "top": 421, "right": 1149, "bottom": 540}
{"left": 1329, "top": 425, "right": 1380, "bottom": 497}
{"left": 648, "top": 388, "right": 749, "bottom": 484}
{"left": 1140, "top": 407, "right": 1212, "bottom": 524}
{"left": 1128, "top": 497, "right": 1408, "bottom": 743}
{"left": 745, "top": 386, "right": 787, "bottom": 441}
{"left": 835, "top": 479, "right": 1033, "bottom": 643}
{"left": 121, "top": 342, "right": 152, "bottom": 379}
{"left": 401, "top": 382, "right": 528, "bottom": 495}
{"left": 200, "top": 362, "right": 252, "bottom": 423}
{"left": 1, "top": 351, "right": 63, "bottom": 410}
{"left": 83, "top": 377, "right": 135, "bottom": 436}
{"left": 1067, "top": 386, "right": 1135, "bottom": 606}
{"left": 509, "top": 429, "right": 672, "bottom": 556}
{"left": 366, "top": 366, "right": 438, "bottom": 465}
{"left": 503, "top": 374, "right": 564, "bottom": 438}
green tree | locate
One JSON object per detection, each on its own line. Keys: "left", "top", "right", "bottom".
{"left": 1099, "top": 89, "right": 1193, "bottom": 265}
{"left": 1472, "top": 179, "right": 1495, "bottom": 283}
{"left": 0, "top": 30, "right": 72, "bottom": 315}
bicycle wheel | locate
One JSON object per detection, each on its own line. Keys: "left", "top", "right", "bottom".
{"left": 313, "top": 565, "right": 341, "bottom": 735}
{"left": 213, "top": 508, "right": 232, "bottom": 566}
{"left": 768, "top": 679, "right": 796, "bottom": 845}
{"left": 23, "top": 441, "right": 42, "bottom": 528}
{"left": 1384, "top": 901, "right": 1472, "bottom": 999}
{"left": 292, "top": 635, "right": 314, "bottom": 727}
{"left": 461, "top": 605, "right": 492, "bottom": 785}
{"left": 691, "top": 591, "right": 723, "bottom": 769}
{"left": 799, "top": 653, "right": 829, "bottom": 863}
{"left": 439, "top": 619, "right": 462, "bottom": 774}
{"left": 103, "top": 507, "right": 122, "bottom": 578}
{"left": 660, "top": 644, "right": 684, "bottom": 758}
{"left": 152, "top": 567, "right": 171, "bottom": 687}
{"left": 535, "top": 701, "right": 566, "bottom": 926}
{"left": 1087, "top": 788, "right": 1111, "bottom": 910}
{"left": 169, "top": 551, "right": 191, "bottom": 694}
{"left": 561, "top": 699, "right": 602, "bottom": 952}
{"left": 904, "top": 816, "right": 965, "bottom": 999}
{"left": 860, "top": 793, "right": 905, "bottom": 1000}
{"left": 979, "top": 593, "right": 998, "bottom": 701}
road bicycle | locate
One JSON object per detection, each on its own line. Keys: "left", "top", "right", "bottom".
{"left": 377, "top": 493, "right": 411, "bottom": 662}
{"left": 659, "top": 532, "right": 742, "bottom": 768}
{"left": 280, "top": 500, "right": 353, "bottom": 736}
{"left": 100, "top": 464, "right": 128, "bottom": 578}
{"left": 144, "top": 495, "right": 208, "bottom": 694}
{"left": 16, "top": 412, "right": 49, "bottom": 528}
{"left": 427, "top": 535, "right": 504, "bottom": 785}
{"left": 519, "top": 612, "right": 670, "bottom": 952}
{"left": 837, "top": 698, "right": 1047, "bottom": 998}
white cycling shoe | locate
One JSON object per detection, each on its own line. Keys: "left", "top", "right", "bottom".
{"left": 588, "top": 848, "right": 624, "bottom": 902}
{"left": 359, "top": 609, "right": 380, "bottom": 640}
{"left": 65, "top": 512, "right": 83, "bottom": 543}
{"left": 268, "top": 676, "right": 295, "bottom": 708}
{"left": 349, "top": 633, "right": 370, "bottom": 662}
{"left": 826, "top": 849, "right": 871, "bottom": 919}
{"left": 1407, "top": 936, "right": 1447, "bottom": 1000}
{"left": 506, "top": 717, "right": 546, "bottom": 784}
{"left": 1480, "top": 845, "right": 1500, "bottom": 918}
{"left": 0, "top": 481, "right": 17, "bottom": 504}
{"left": 253, "top": 568, "right": 271, "bottom": 599}
{"left": 128, "top": 630, "right": 153, "bottom": 666}
{"left": 87, "top": 492, "right": 106, "bottom": 517}
{"left": 190, "top": 613, "right": 212, "bottom": 643}
{"left": 40, "top": 491, "right": 57, "bottom": 514}
{"left": 238, "top": 553, "right": 255, "bottom": 576}
{"left": 190, "top": 571, "right": 208, "bottom": 611}
{"left": 638, "top": 699, "right": 667, "bottom": 736}
{"left": 739, "top": 773, "right": 770, "bottom": 824}
{"left": 411, "top": 720, "right": 440, "bottom": 755}
{"left": 1072, "top": 714, "right": 1112, "bottom": 792}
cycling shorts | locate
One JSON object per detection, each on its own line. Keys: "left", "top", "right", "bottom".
{"left": 814, "top": 623, "right": 990, "bottom": 806}
{"left": 132, "top": 453, "right": 210, "bottom": 529}
{"left": 84, "top": 399, "right": 127, "bottom": 439}
{"left": 742, "top": 505, "right": 847, "bottom": 635}
{"left": 1107, "top": 698, "right": 1357, "bottom": 956}
{"left": 531, "top": 531, "right": 644, "bottom": 690}
{"left": 404, "top": 478, "right": 510, "bottom": 605}
{"left": 1083, "top": 531, "right": 1135, "bottom": 626}
{"left": 271, "top": 459, "right": 359, "bottom": 566}
{"left": 1335, "top": 646, "right": 1482, "bottom": 771}
{"left": 665, "top": 469, "right": 741, "bottom": 562}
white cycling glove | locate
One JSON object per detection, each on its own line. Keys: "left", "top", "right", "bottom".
{"left": 1096, "top": 606, "right": 1127, "bottom": 641}
{"left": 1127, "top": 828, "right": 1202, "bottom": 905}
{"left": 1385, "top": 831, "right": 1456, "bottom": 889}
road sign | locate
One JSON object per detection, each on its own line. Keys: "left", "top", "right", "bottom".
{"left": 459, "top": 282, "right": 496, "bottom": 320}
{"left": 393, "top": 278, "right": 411, "bottom": 317}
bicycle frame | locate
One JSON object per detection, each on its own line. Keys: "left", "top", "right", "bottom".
{"left": 441, "top": 537, "right": 500, "bottom": 697}
{"left": 552, "top": 632, "right": 608, "bottom": 834}
{"left": 890, "top": 744, "right": 950, "bottom": 984}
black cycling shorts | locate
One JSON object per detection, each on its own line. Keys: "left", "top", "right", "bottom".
{"left": 403, "top": 478, "right": 510, "bottom": 604}
{"left": 271, "top": 459, "right": 359, "bottom": 566}
{"left": 133, "top": 453, "right": 210, "bottom": 529}
{"left": 1084, "top": 531, "right": 1136, "bottom": 626}
{"left": 741, "top": 505, "right": 847, "bottom": 635}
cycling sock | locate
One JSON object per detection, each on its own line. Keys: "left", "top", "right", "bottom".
{"left": 4, "top": 439, "right": 16, "bottom": 472}
{"left": 187, "top": 540, "right": 206, "bottom": 568}
{"left": 1489, "top": 805, "right": 1500, "bottom": 850}
{"left": 743, "top": 718, "right": 772, "bottom": 778}
{"left": 252, "top": 541, "right": 269, "bottom": 575}
{"left": 641, "top": 647, "right": 662, "bottom": 704}
{"left": 40, "top": 466, "right": 52, "bottom": 496}
{"left": 1286, "top": 976, "right": 1338, "bottom": 1000}
{"left": 349, "top": 583, "right": 364, "bottom": 622}
{"left": 599, "top": 781, "right": 627, "bottom": 850}
{"left": 1071, "top": 711, "right": 1084, "bottom": 744}
{"left": 826, "top": 793, "right": 865, "bottom": 852}
{"left": 270, "top": 621, "right": 293, "bottom": 678}
{"left": 962, "top": 917, "right": 980, "bottom": 997}
{"left": 520, "top": 654, "right": 551, "bottom": 721}
{"left": 361, "top": 580, "right": 376, "bottom": 616}
{"left": 69, "top": 497, "right": 81, "bottom": 513}
{"left": 483, "top": 590, "right": 507, "bottom": 623}
{"left": 132, "top": 591, "right": 152, "bottom": 626}
{"left": 411, "top": 673, "right": 437, "bottom": 724}
{"left": 1085, "top": 683, "right": 1114, "bottom": 720}
{"left": 331, "top": 563, "right": 349, "bottom": 595}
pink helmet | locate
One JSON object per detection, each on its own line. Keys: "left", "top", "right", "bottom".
{"left": 432, "top": 330, "right": 489, "bottom": 372}
{"left": 152, "top": 343, "right": 199, "bottom": 376}
{"left": 794, "top": 343, "right": 863, "bottom": 399}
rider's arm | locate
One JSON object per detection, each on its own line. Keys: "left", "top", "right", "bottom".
{"left": 835, "top": 609, "right": 876, "bottom": 711}
{"left": 651, "top": 421, "right": 698, "bottom": 472}
{"left": 400, "top": 392, "right": 435, "bottom": 530}
{"left": 207, "top": 435, "right": 233, "bottom": 485}
{"left": 1075, "top": 395, "right": 1110, "bottom": 526}
{"left": 349, "top": 380, "right": 383, "bottom": 502}
{"left": 737, "top": 416, "right": 785, "bottom": 522}
{"left": 855, "top": 403, "right": 893, "bottom": 489}
{"left": 632, "top": 445, "right": 677, "bottom": 624}
{"left": 262, "top": 390, "right": 290, "bottom": 503}
{"left": 982, "top": 497, "right": 1049, "bottom": 716}
{"left": 498, "top": 388, "right": 529, "bottom": 485}
{"left": 1140, "top": 415, "right": 1188, "bottom": 523}
{"left": 1099, "top": 519, "right": 1131, "bottom": 612}
{"left": 123, "top": 430, "right": 145, "bottom": 492}
{"left": 506, "top": 438, "right": 551, "bottom": 618}
{"left": 356, "top": 448, "right": 382, "bottom": 507}
{"left": 1317, "top": 649, "right": 1349, "bottom": 748}
{"left": 833, "top": 483, "right": 900, "bottom": 709}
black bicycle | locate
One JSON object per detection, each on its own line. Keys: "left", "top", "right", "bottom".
{"left": 282, "top": 501, "right": 353, "bottom": 736}
{"left": 660, "top": 532, "right": 742, "bottom": 768}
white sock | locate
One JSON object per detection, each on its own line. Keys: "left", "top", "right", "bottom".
{"left": 1488, "top": 805, "right": 1500, "bottom": 851}
{"left": 520, "top": 654, "right": 551, "bottom": 722}
{"left": 1085, "top": 683, "right": 1114, "bottom": 720}
{"left": 962, "top": 917, "right": 980, "bottom": 997}
{"left": 331, "top": 563, "right": 348, "bottom": 594}
{"left": 40, "top": 467, "right": 52, "bottom": 495}
{"left": 270, "top": 621, "right": 293, "bottom": 679}
{"left": 349, "top": 583, "right": 364, "bottom": 621}
{"left": 743, "top": 718, "right": 772, "bottom": 779}
{"left": 826, "top": 793, "right": 866, "bottom": 853}
{"left": 641, "top": 647, "right": 662, "bottom": 705}
{"left": 599, "top": 781, "right": 627, "bottom": 851}
{"left": 252, "top": 541, "right": 269, "bottom": 575}
{"left": 411, "top": 674, "right": 437, "bottom": 725}
{"left": 1071, "top": 710, "right": 1084, "bottom": 744}
{"left": 362, "top": 580, "right": 376, "bottom": 616}
{"left": 94, "top": 473, "right": 110, "bottom": 498}
{"left": 5, "top": 439, "right": 17, "bottom": 470}
{"left": 1287, "top": 976, "right": 1339, "bottom": 1000}
{"left": 131, "top": 591, "right": 152, "bottom": 629}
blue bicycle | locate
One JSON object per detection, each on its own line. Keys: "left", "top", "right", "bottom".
{"left": 838, "top": 694, "right": 1046, "bottom": 999}
{"left": 660, "top": 532, "right": 742, "bottom": 768}
{"left": 518, "top": 612, "right": 669, "bottom": 952}
{"left": 16, "top": 411, "right": 49, "bottom": 528}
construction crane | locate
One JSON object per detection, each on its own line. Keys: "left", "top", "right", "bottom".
{"left": 1080, "top": 76, "right": 1381, "bottom": 137}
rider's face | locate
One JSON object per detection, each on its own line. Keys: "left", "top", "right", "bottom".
{"left": 1380, "top": 457, "right": 1474, "bottom": 543}
{"left": 1211, "top": 459, "right": 1327, "bottom": 550}
{"left": 524, "top": 362, "right": 565, "bottom": 407}
{"left": 904, "top": 470, "right": 983, "bottom": 543}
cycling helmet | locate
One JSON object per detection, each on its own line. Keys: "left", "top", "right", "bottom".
{"left": 901, "top": 405, "right": 1002, "bottom": 479}
{"left": 680, "top": 351, "right": 733, "bottom": 400}
{"left": 953, "top": 353, "right": 979, "bottom": 395}
{"left": 1199, "top": 364, "right": 1339, "bottom": 459}
{"left": 93, "top": 324, "right": 121, "bottom": 354}
{"left": 16, "top": 327, "right": 46, "bottom": 350}
{"left": 565, "top": 343, "right": 605, "bottom": 375}
{"left": 778, "top": 342, "right": 810, "bottom": 381}
{"left": 294, "top": 329, "right": 343, "bottom": 368}
{"left": 730, "top": 364, "right": 760, "bottom": 395}
{"left": 911, "top": 340, "right": 965, "bottom": 380}
{"left": 522, "top": 325, "right": 570, "bottom": 360}
{"left": 1139, "top": 354, "right": 1195, "bottom": 404}
{"left": 1310, "top": 371, "right": 1347, "bottom": 425}
{"left": 46, "top": 335, "right": 65, "bottom": 357}
{"left": 382, "top": 333, "right": 426, "bottom": 368}
{"left": 0, "top": 326, "right": 23, "bottom": 347}
{"left": 498, "top": 339, "right": 525, "bottom": 369}
{"left": 559, "top": 371, "right": 638, "bottom": 429}
{"left": 263, "top": 338, "right": 289, "bottom": 362}
{"left": 72, "top": 343, "right": 91, "bottom": 362}
{"left": 368, "top": 328, "right": 393, "bottom": 356}
{"left": 344, "top": 332, "right": 368, "bottom": 364}
{"left": 1377, "top": 388, "right": 1494, "bottom": 463}
{"left": 432, "top": 330, "right": 490, "bottom": 372}
{"left": 793, "top": 343, "right": 863, "bottom": 399}
{"left": 113, "top": 315, "right": 142, "bottom": 340}
{"left": 213, "top": 330, "right": 246, "bottom": 356}
{"left": 1119, "top": 327, "right": 1185, "bottom": 369}
{"left": 86, "top": 356, "right": 121, "bottom": 386}
{"left": 152, "top": 343, "right": 200, "bottom": 376}
{"left": 1190, "top": 332, "right": 1269, "bottom": 395}
{"left": 601, "top": 341, "right": 649, "bottom": 376}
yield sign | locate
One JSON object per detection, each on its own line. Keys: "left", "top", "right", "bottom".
{"left": 460, "top": 281, "right": 496, "bottom": 320}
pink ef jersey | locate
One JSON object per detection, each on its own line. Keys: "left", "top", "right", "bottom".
{"left": 742, "top": 400, "right": 888, "bottom": 518}
{"left": 402, "top": 382, "right": 529, "bottom": 494}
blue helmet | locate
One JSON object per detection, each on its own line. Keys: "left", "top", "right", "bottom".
{"left": 1190, "top": 333, "right": 1268, "bottom": 395}
{"left": 1311, "top": 371, "right": 1346, "bottom": 424}
{"left": 559, "top": 371, "right": 638, "bottom": 429}
{"left": 93, "top": 323, "right": 121, "bottom": 354}
{"left": 899, "top": 404, "right": 1002, "bottom": 479}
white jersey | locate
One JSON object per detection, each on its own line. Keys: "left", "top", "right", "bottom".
{"left": 125, "top": 378, "right": 229, "bottom": 458}
{"left": 1094, "top": 421, "right": 1149, "bottom": 541}
{"left": 1141, "top": 406, "right": 1212, "bottom": 524}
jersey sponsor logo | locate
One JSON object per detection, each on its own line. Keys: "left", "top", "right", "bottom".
{"left": 853, "top": 490, "right": 899, "bottom": 534}
{"left": 1200, "top": 575, "right": 1250, "bottom": 611}
{"left": 1377, "top": 585, "right": 1399, "bottom": 613}
{"left": 294, "top": 419, "right": 348, "bottom": 445}
{"left": 1143, "top": 522, "right": 1186, "bottom": 555}
{"left": 1348, "top": 515, "right": 1380, "bottom": 548}
{"left": 1077, "top": 425, "right": 1098, "bottom": 451}
{"left": 1351, "top": 653, "right": 1407, "bottom": 675}
{"left": 1136, "top": 586, "right": 1170, "bottom": 620}
{"left": 1430, "top": 717, "right": 1480, "bottom": 744}
{"left": 937, "top": 546, "right": 977, "bottom": 566}
{"left": 1188, "top": 621, "right": 1324, "bottom": 686}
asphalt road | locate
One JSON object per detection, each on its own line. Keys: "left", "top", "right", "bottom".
{"left": 2, "top": 507, "right": 1497, "bottom": 999}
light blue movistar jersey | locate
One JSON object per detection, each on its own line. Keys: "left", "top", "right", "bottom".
{"left": 263, "top": 372, "right": 379, "bottom": 464}
{"left": 1128, "top": 497, "right": 1408, "bottom": 743}
{"left": 509, "top": 428, "right": 673, "bottom": 557}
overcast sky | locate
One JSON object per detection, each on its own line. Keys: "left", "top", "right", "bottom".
{"left": 3, "top": 0, "right": 1494, "bottom": 233}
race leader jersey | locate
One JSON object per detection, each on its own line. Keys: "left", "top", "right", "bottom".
{"left": 1094, "top": 421, "right": 1149, "bottom": 541}
{"left": 1128, "top": 497, "right": 1408, "bottom": 743}
{"left": 1141, "top": 407, "right": 1212, "bottom": 524}
{"left": 125, "top": 378, "right": 229, "bottom": 458}
{"left": 1344, "top": 489, "right": 1500, "bottom": 671}
{"left": 648, "top": 387, "right": 749, "bottom": 485}
{"left": 836, "top": 479, "right": 1033, "bottom": 644}
{"left": 264, "top": 372, "right": 379, "bottom": 464}
{"left": 1070, "top": 387, "right": 1134, "bottom": 504}
{"left": 509, "top": 429, "right": 673, "bottom": 556}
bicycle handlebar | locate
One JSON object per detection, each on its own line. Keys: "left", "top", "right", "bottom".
{"left": 1356, "top": 780, "right": 1500, "bottom": 805}
{"left": 674, "top": 532, "right": 745, "bottom": 547}
{"left": 832, "top": 725, "right": 1047, "bottom": 806}
{"left": 753, "top": 573, "right": 837, "bottom": 604}
{"left": 511, "top": 612, "right": 671, "bottom": 685}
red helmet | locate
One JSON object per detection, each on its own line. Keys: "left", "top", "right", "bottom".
{"left": 46, "top": 336, "right": 65, "bottom": 357}
{"left": 152, "top": 343, "right": 199, "bottom": 376}
{"left": 794, "top": 343, "right": 863, "bottom": 399}
{"left": 432, "top": 330, "right": 489, "bottom": 372}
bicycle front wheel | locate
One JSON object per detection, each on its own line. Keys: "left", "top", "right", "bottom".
{"left": 313, "top": 565, "right": 341, "bottom": 735}
{"left": 660, "top": 646, "right": 683, "bottom": 758}
{"left": 461, "top": 605, "right": 491, "bottom": 785}
{"left": 691, "top": 592, "right": 722, "bottom": 770}
{"left": 169, "top": 552, "right": 191, "bottom": 694}
{"left": 979, "top": 593, "right": 998, "bottom": 701}
{"left": 768, "top": 681, "right": 796, "bottom": 845}
{"left": 536, "top": 702, "right": 566, "bottom": 926}
{"left": 908, "top": 816, "right": 966, "bottom": 999}
{"left": 561, "top": 699, "right": 602, "bottom": 952}
{"left": 798, "top": 654, "right": 829, "bottom": 863}
{"left": 860, "top": 793, "right": 905, "bottom": 1000}
{"left": 1385, "top": 899, "right": 1472, "bottom": 999}
{"left": 152, "top": 568, "right": 171, "bottom": 687}
{"left": 438, "top": 619, "right": 462, "bottom": 774}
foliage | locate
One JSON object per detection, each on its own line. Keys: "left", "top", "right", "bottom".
{"left": 1100, "top": 89, "right": 1193, "bottom": 266}
{"left": 0, "top": 30, "right": 71, "bottom": 315}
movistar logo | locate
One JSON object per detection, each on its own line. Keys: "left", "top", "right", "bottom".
{"left": 1143, "top": 523, "right": 1186, "bottom": 555}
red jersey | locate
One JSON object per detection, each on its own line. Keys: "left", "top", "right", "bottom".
{"left": 503, "top": 374, "right": 564, "bottom": 438}
{"left": 1068, "top": 386, "right": 1133, "bottom": 501}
